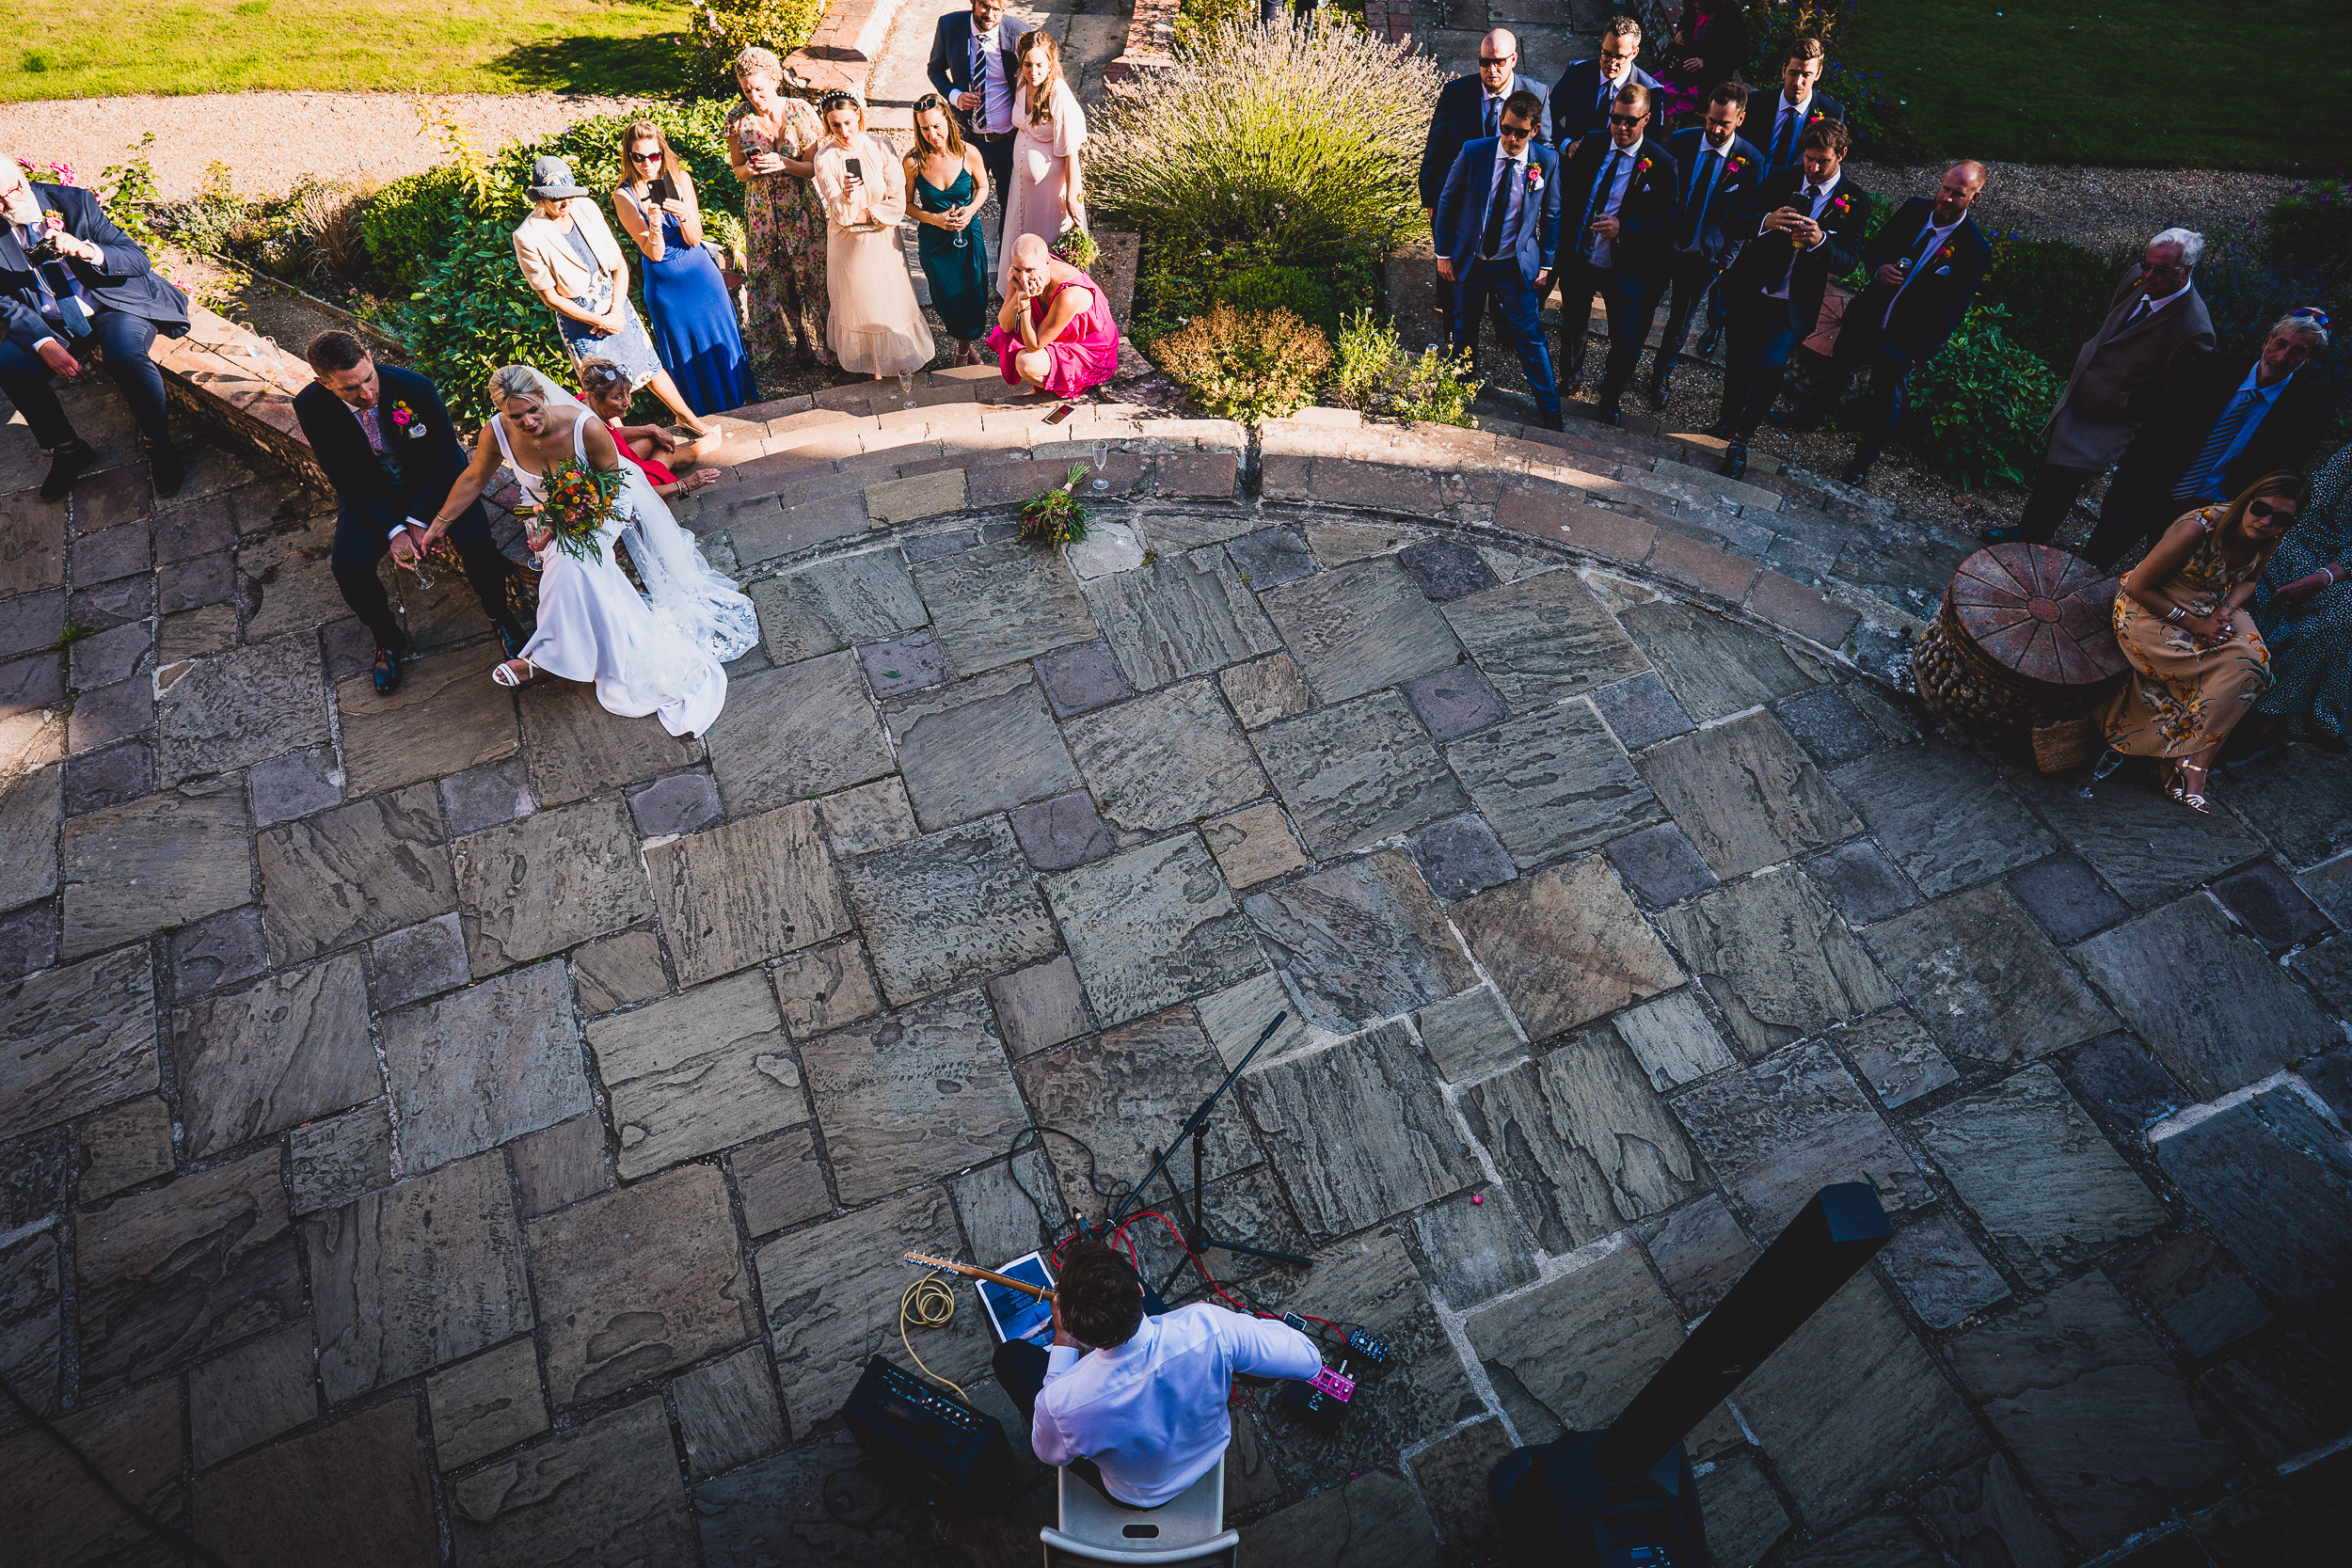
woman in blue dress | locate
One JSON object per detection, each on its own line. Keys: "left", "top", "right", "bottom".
{"left": 611, "top": 122, "right": 758, "bottom": 418}
{"left": 903, "top": 95, "right": 993, "bottom": 365}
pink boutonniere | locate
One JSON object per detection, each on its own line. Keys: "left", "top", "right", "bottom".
{"left": 1807, "top": 110, "right": 1823, "bottom": 124}
{"left": 391, "top": 401, "right": 426, "bottom": 438}
{"left": 1524, "top": 166, "right": 1545, "bottom": 193}
{"left": 1637, "top": 157, "right": 1654, "bottom": 174}
{"left": 1830, "top": 195, "right": 1851, "bottom": 214}
{"left": 1725, "top": 157, "right": 1745, "bottom": 174}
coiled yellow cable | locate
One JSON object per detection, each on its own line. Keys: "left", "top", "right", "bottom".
{"left": 898, "top": 1270, "right": 969, "bottom": 1403}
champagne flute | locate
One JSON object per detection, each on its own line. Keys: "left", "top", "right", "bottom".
{"left": 898, "top": 370, "right": 916, "bottom": 412}
{"left": 1090, "top": 439, "right": 1109, "bottom": 492}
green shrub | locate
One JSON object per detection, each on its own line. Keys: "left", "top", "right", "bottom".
{"left": 690, "top": 0, "right": 827, "bottom": 93}
{"left": 1977, "top": 235, "right": 2122, "bottom": 378}
{"left": 1327, "top": 309, "right": 1480, "bottom": 427}
{"left": 389, "top": 100, "right": 745, "bottom": 423}
{"left": 1152, "top": 304, "right": 1331, "bottom": 423}
{"left": 1171, "top": 0, "right": 1254, "bottom": 53}
{"left": 364, "top": 167, "right": 466, "bottom": 291}
{"left": 1901, "top": 305, "right": 2063, "bottom": 488}
{"left": 97, "top": 133, "right": 165, "bottom": 254}
{"left": 1217, "top": 265, "right": 1335, "bottom": 334}
{"left": 2263, "top": 177, "right": 2352, "bottom": 281}
{"left": 1089, "top": 14, "right": 1441, "bottom": 274}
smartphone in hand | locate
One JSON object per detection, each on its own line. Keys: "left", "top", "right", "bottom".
{"left": 648, "top": 174, "right": 677, "bottom": 206}
{"left": 844, "top": 156, "right": 864, "bottom": 183}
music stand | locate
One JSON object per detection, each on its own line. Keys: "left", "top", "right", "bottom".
{"left": 1097, "top": 1013, "right": 1311, "bottom": 1297}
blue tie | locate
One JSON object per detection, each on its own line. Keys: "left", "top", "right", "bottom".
{"left": 1581, "top": 150, "right": 1621, "bottom": 259}
{"left": 1485, "top": 97, "right": 1499, "bottom": 137}
{"left": 1482, "top": 157, "right": 1517, "bottom": 259}
{"left": 1677, "top": 150, "right": 1721, "bottom": 250}
{"left": 1773, "top": 106, "right": 1799, "bottom": 169}
{"left": 2175, "top": 388, "right": 2264, "bottom": 499}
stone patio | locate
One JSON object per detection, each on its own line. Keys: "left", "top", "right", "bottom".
{"left": 4, "top": 348, "right": 2351, "bottom": 1568}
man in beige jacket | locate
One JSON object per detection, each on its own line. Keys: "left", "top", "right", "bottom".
{"left": 1986, "top": 228, "right": 2216, "bottom": 546}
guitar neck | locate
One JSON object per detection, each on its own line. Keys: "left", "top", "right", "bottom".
{"left": 906, "top": 1253, "right": 1056, "bottom": 1301}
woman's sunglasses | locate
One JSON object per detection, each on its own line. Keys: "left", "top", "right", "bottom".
{"left": 629, "top": 150, "right": 663, "bottom": 164}
{"left": 2249, "top": 499, "right": 2296, "bottom": 521}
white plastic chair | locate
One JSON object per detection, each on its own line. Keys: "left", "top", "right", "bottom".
{"left": 1039, "top": 1453, "right": 1239, "bottom": 1566}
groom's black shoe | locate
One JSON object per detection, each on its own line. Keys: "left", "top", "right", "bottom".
{"left": 40, "top": 439, "right": 95, "bottom": 502}
{"left": 373, "top": 644, "right": 406, "bottom": 696}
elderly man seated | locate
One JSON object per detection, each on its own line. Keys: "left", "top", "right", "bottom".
{"left": 988, "top": 232, "right": 1120, "bottom": 399}
{"left": 1, "top": 158, "right": 193, "bottom": 499}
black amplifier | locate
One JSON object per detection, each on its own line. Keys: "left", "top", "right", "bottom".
{"left": 842, "top": 1356, "right": 1013, "bottom": 1494}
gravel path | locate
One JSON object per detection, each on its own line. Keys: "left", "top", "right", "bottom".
{"left": 1848, "top": 159, "right": 2294, "bottom": 257}
{"left": 13, "top": 91, "right": 644, "bottom": 200}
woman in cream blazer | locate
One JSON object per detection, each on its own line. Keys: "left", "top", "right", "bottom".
{"left": 512, "top": 154, "right": 712, "bottom": 436}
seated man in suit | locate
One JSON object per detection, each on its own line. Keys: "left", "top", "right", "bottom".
{"left": 995, "top": 1239, "right": 1320, "bottom": 1510}
{"left": 927, "top": 0, "right": 1024, "bottom": 208}
{"left": 1648, "top": 82, "right": 1762, "bottom": 409}
{"left": 1712, "top": 119, "right": 1872, "bottom": 479}
{"left": 1551, "top": 15, "right": 1660, "bottom": 162}
{"left": 1984, "top": 230, "right": 2217, "bottom": 546}
{"left": 2078, "top": 309, "right": 2331, "bottom": 568}
{"left": 1747, "top": 37, "right": 1844, "bottom": 175}
{"left": 1781, "top": 161, "right": 1991, "bottom": 484}
{"left": 1436, "top": 90, "right": 1565, "bottom": 430}
{"left": 1555, "top": 83, "right": 1680, "bottom": 420}
{"left": 0, "top": 160, "right": 192, "bottom": 501}
{"left": 293, "top": 331, "right": 528, "bottom": 696}
{"left": 1421, "top": 30, "right": 1551, "bottom": 218}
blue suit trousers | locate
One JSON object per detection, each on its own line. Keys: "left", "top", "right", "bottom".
{"left": 1453, "top": 258, "right": 1560, "bottom": 420}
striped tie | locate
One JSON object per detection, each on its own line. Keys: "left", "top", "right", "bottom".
{"left": 2174, "top": 389, "right": 2261, "bottom": 499}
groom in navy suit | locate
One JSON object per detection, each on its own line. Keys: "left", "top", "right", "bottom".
{"left": 0, "top": 161, "right": 192, "bottom": 500}
{"left": 293, "top": 331, "right": 526, "bottom": 696}
{"left": 1436, "top": 91, "right": 1565, "bottom": 430}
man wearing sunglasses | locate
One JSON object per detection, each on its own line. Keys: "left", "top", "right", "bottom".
{"left": 1552, "top": 15, "right": 1660, "bottom": 162}
{"left": 1435, "top": 91, "right": 1565, "bottom": 430}
{"left": 1556, "top": 83, "right": 1681, "bottom": 420}
{"left": 1421, "top": 30, "right": 1550, "bottom": 218}
{"left": 2075, "top": 309, "right": 2330, "bottom": 569}
{"left": 1987, "top": 229, "right": 2217, "bottom": 546}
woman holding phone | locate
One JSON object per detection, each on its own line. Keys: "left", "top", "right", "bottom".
{"left": 812, "top": 90, "right": 935, "bottom": 378}
{"left": 612, "top": 121, "right": 756, "bottom": 417}
{"left": 725, "top": 46, "right": 833, "bottom": 372}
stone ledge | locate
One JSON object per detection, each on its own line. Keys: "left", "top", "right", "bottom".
{"left": 1105, "top": 0, "right": 1181, "bottom": 83}
{"left": 782, "top": 0, "right": 914, "bottom": 96}
{"left": 150, "top": 303, "right": 329, "bottom": 498}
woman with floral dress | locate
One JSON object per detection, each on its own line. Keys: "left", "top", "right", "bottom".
{"left": 726, "top": 46, "right": 833, "bottom": 372}
{"left": 2101, "top": 472, "right": 2304, "bottom": 812}
{"left": 2250, "top": 443, "right": 2352, "bottom": 752}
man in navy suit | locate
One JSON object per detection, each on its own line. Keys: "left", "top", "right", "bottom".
{"left": 1421, "top": 30, "right": 1550, "bottom": 215}
{"left": 1646, "top": 82, "right": 1762, "bottom": 408}
{"left": 0, "top": 162, "right": 192, "bottom": 501}
{"left": 927, "top": 0, "right": 1025, "bottom": 211}
{"left": 293, "top": 332, "right": 527, "bottom": 696}
{"left": 1746, "top": 37, "right": 1845, "bottom": 175}
{"left": 1555, "top": 83, "right": 1681, "bottom": 420}
{"left": 1780, "top": 162, "right": 1991, "bottom": 484}
{"left": 1551, "top": 16, "right": 1660, "bottom": 161}
{"left": 1712, "top": 119, "right": 1872, "bottom": 478}
{"left": 1436, "top": 91, "right": 1565, "bottom": 430}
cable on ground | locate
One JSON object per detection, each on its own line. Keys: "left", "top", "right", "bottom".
{"left": 898, "top": 1269, "right": 969, "bottom": 1403}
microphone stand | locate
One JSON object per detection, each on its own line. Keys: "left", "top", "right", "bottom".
{"left": 1095, "top": 1013, "right": 1311, "bottom": 1297}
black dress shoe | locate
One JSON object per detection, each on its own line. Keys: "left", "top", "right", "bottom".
{"left": 1694, "top": 327, "right": 1722, "bottom": 357}
{"left": 373, "top": 645, "right": 406, "bottom": 696}
{"left": 1591, "top": 402, "right": 1623, "bottom": 427}
{"left": 145, "top": 439, "right": 185, "bottom": 499}
{"left": 1840, "top": 450, "right": 1878, "bottom": 486}
{"left": 39, "top": 439, "right": 94, "bottom": 502}
{"left": 1720, "top": 442, "right": 1748, "bottom": 480}
{"left": 1979, "top": 526, "right": 2027, "bottom": 546}
{"left": 1647, "top": 374, "right": 1673, "bottom": 410}
{"left": 1539, "top": 412, "right": 1566, "bottom": 432}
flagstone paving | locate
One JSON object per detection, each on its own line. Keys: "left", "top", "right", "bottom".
{"left": 4, "top": 370, "right": 2351, "bottom": 1568}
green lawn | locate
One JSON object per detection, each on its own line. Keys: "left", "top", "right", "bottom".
{"left": 10, "top": 0, "right": 697, "bottom": 100}
{"left": 1851, "top": 0, "right": 2352, "bottom": 171}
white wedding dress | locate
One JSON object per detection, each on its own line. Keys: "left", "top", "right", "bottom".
{"left": 493, "top": 401, "right": 757, "bottom": 737}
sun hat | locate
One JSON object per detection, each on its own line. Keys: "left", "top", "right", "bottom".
{"left": 527, "top": 156, "right": 589, "bottom": 201}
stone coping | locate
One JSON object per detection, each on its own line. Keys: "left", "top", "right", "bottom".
{"left": 782, "top": 0, "right": 916, "bottom": 96}
{"left": 150, "top": 302, "right": 330, "bottom": 499}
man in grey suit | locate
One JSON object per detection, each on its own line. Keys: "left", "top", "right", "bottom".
{"left": 1987, "top": 228, "right": 2217, "bottom": 546}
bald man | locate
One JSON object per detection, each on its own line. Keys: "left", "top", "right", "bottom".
{"left": 1421, "top": 30, "right": 1552, "bottom": 214}
{"left": 1781, "top": 161, "right": 1992, "bottom": 484}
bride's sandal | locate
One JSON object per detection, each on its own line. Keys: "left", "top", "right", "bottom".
{"left": 491, "top": 657, "right": 535, "bottom": 688}
{"left": 2174, "top": 762, "right": 2213, "bottom": 815}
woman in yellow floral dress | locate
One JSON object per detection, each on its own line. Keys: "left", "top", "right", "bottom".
{"left": 2103, "top": 472, "right": 2305, "bottom": 812}
{"left": 725, "top": 47, "right": 834, "bottom": 372}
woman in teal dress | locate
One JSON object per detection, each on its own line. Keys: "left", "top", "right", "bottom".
{"left": 904, "top": 94, "right": 993, "bottom": 365}
{"left": 2251, "top": 441, "right": 2352, "bottom": 752}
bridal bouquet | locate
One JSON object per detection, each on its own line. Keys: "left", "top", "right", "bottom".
{"left": 530, "top": 459, "right": 628, "bottom": 562}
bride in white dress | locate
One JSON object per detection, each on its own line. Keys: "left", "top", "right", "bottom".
{"left": 422, "top": 365, "right": 756, "bottom": 736}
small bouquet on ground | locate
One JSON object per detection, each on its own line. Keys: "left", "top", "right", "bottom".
{"left": 1050, "top": 225, "right": 1099, "bottom": 270}
{"left": 527, "top": 458, "right": 628, "bottom": 562}
{"left": 1017, "top": 465, "right": 1092, "bottom": 548}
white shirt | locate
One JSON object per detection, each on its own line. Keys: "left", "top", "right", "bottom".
{"left": 1766, "top": 170, "right": 1841, "bottom": 299}
{"left": 1034, "top": 1304, "right": 1321, "bottom": 1507}
{"left": 1588, "top": 139, "right": 1646, "bottom": 269}
{"left": 2121, "top": 277, "right": 2193, "bottom": 326}
{"left": 974, "top": 21, "right": 1014, "bottom": 135}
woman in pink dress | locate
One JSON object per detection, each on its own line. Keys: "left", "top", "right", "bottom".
{"left": 987, "top": 232, "right": 1120, "bottom": 398}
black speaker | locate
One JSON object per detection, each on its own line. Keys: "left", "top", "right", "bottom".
{"left": 841, "top": 1356, "right": 1013, "bottom": 1496}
